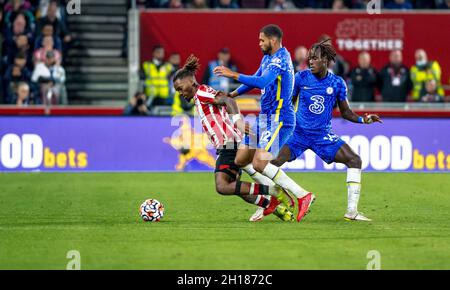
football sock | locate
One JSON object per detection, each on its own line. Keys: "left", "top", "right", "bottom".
{"left": 235, "top": 181, "right": 270, "bottom": 196}
{"left": 255, "top": 195, "right": 271, "bottom": 208}
{"left": 262, "top": 163, "right": 309, "bottom": 198}
{"left": 347, "top": 168, "right": 362, "bottom": 214}
{"left": 248, "top": 183, "right": 270, "bottom": 195}
{"left": 242, "top": 164, "right": 275, "bottom": 187}
{"left": 240, "top": 195, "right": 271, "bottom": 208}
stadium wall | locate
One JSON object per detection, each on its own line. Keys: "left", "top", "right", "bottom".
{"left": 1, "top": 116, "right": 449, "bottom": 172}
{"left": 140, "top": 11, "right": 450, "bottom": 88}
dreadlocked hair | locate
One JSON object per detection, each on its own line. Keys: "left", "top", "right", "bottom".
{"left": 309, "top": 38, "right": 337, "bottom": 64}
{"left": 173, "top": 54, "right": 200, "bottom": 82}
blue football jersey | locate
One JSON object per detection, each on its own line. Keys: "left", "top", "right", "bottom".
{"left": 258, "top": 47, "right": 295, "bottom": 125}
{"left": 293, "top": 70, "right": 348, "bottom": 132}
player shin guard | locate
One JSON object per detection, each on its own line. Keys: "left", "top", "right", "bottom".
{"left": 262, "top": 163, "right": 309, "bottom": 198}
{"left": 347, "top": 168, "right": 362, "bottom": 213}
{"left": 242, "top": 164, "right": 276, "bottom": 186}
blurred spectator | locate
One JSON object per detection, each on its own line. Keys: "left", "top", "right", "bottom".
{"left": 12, "top": 81, "right": 31, "bottom": 106}
{"left": 349, "top": 51, "right": 379, "bottom": 102}
{"left": 214, "top": 0, "right": 240, "bottom": 9}
{"left": 187, "top": 0, "right": 208, "bottom": 8}
{"left": 420, "top": 80, "right": 444, "bottom": 102}
{"left": 202, "top": 47, "right": 238, "bottom": 93}
{"left": 38, "top": 0, "right": 62, "bottom": 19}
{"left": 437, "top": 0, "right": 450, "bottom": 8}
{"left": 293, "top": 46, "right": 308, "bottom": 73}
{"left": 124, "top": 92, "right": 151, "bottom": 116}
{"left": 385, "top": 0, "right": 413, "bottom": 9}
{"left": 410, "top": 49, "right": 444, "bottom": 101}
{"left": 379, "top": 50, "right": 411, "bottom": 102}
{"left": 142, "top": 45, "right": 173, "bottom": 106}
{"left": 36, "top": 0, "right": 71, "bottom": 53}
{"left": 4, "top": 13, "right": 33, "bottom": 64}
{"left": 0, "top": 8, "right": 4, "bottom": 57}
{"left": 31, "top": 50, "right": 66, "bottom": 105}
{"left": 166, "top": 0, "right": 184, "bottom": 8}
{"left": 332, "top": 0, "right": 348, "bottom": 10}
{"left": 168, "top": 52, "right": 180, "bottom": 94}
{"left": 269, "top": 0, "right": 296, "bottom": 10}
{"left": 167, "top": 52, "right": 194, "bottom": 116}
{"left": 34, "top": 23, "right": 63, "bottom": 52}
{"left": 33, "top": 35, "right": 62, "bottom": 65}
{"left": 0, "top": 8, "right": 4, "bottom": 103}
{"left": 3, "top": 0, "right": 35, "bottom": 31}
{"left": 12, "top": 35, "right": 33, "bottom": 70}
{"left": 168, "top": 52, "right": 181, "bottom": 73}
{"left": 348, "top": 0, "right": 368, "bottom": 9}
{"left": 3, "top": 52, "right": 32, "bottom": 103}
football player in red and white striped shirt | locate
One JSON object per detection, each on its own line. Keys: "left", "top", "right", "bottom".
{"left": 172, "top": 55, "right": 294, "bottom": 221}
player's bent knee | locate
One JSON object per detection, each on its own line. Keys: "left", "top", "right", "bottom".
{"left": 234, "top": 158, "right": 249, "bottom": 168}
{"left": 347, "top": 155, "right": 362, "bottom": 168}
{"left": 271, "top": 157, "right": 285, "bottom": 167}
{"left": 252, "top": 159, "right": 267, "bottom": 173}
{"left": 215, "top": 182, "right": 233, "bottom": 196}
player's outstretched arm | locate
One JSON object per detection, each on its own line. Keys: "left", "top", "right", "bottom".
{"left": 214, "top": 65, "right": 276, "bottom": 89}
{"left": 216, "top": 66, "right": 263, "bottom": 98}
{"left": 338, "top": 99, "right": 383, "bottom": 124}
{"left": 228, "top": 85, "right": 251, "bottom": 98}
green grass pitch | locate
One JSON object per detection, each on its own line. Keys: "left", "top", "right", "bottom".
{"left": 0, "top": 172, "right": 449, "bottom": 269}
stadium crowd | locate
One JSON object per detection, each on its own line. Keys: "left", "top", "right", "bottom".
{"left": 1, "top": 0, "right": 448, "bottom": 111}
{"left": 131, "top": 41, "right": 447, "bottom": 116}
{"left": 0, "top": 0, "right": 71, "bottom": 106}
{"left": 140, "top": 0, "right": 450, "bottom": 10}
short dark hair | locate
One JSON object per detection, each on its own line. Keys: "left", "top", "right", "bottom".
{"left": 134, "top": 91, "right": 145, "bottom": 98}
{"left": 153, "top": 44, "right": 164, "bottom": 52}
{"left": 260, "top": 24, "right": 283, "bottom": 40}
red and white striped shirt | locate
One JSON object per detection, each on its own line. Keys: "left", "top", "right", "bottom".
{"left": 194, "top": 85, "right": 242, "bottom": 149}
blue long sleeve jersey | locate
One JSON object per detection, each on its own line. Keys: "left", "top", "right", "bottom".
{"left": 235, "top": 47, "right": 295, "bottom": 125}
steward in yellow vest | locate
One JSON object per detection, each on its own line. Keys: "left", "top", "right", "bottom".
{"left": 410, "top": 49, "right": 444, "bottom": 101}
{"left": 142, "top": 45, "right": 173, "bottom": 106}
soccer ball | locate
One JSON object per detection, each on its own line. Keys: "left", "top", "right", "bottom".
{"left": 139, "top": 199, "right": 164, "bottom": 222}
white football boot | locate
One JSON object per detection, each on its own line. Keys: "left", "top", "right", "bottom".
{"left": 344, "top": 212, "right": 372, "bottom": 222}
{"left": 249, "top": 207, "right": 265, "bottom": 222}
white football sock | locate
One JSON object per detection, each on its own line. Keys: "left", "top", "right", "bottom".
{"left": 242, "top": 164, "right": 275, "bottom": 187}
{"left": 262, "top": 163, "right": 308, "bottom": 198}
{"left": 347, "top": 168, "right": 362, "bottom": 214}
